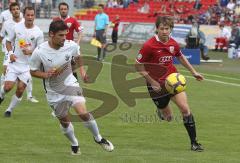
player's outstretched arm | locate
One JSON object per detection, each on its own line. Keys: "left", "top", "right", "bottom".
{"left": 177, "top": 55, "right": 204, "bottom": 81}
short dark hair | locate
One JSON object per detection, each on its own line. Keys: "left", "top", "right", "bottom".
{"left": 155, "top": 16, "right": 174, "bottom": 29}
{"left": 9, "top": 2, "right": 20, "bottom": 11}
{"left": 98, "top": 4, "right": 104, "bottom": 9}
{"left": 23, "top": 6, "right": 35, "bottom": 15}
{"left": 58, "top": 2, "right": 69, "bottom": 10}
{"left": 49, "top": 20, "right": 68, "bottom": 34}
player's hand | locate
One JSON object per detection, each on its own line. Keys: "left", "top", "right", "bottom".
{"left": 193, "top": 72, "right": 204, "bottom": 81}
{"left": 10, "top": 54, "right": 17, "bottom": 62}
{"left": 151, "top": 80, "right": 162, "bottom": 92}
{"left": 45, "top": 68, "right": 58, "bottom": 78}
{"left": 82, "top": 74, "right": 90, "bottom": 83}
{"left": 22, "top": 48, "right": 32, "bottom": 55}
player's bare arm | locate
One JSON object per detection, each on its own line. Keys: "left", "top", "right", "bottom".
{"left": 30, "top": 69, "right": 57, "bottom": 79}
{"left": 76, "top": 32, "right": 82, "bottom": 45}
{"left": 73, "top": 55, "right": 89, "bottom": 83}
{"left": 22, "top": 48, "right": 33, "bottom": 56}
{"left": 135, "top": 61, "right": 161, "bottom": 92}
{"left": 6, "top": 40, "right": 17, "bottom": 62}
{"left": 177, "top": 55, "right": 204, "bottom": 81}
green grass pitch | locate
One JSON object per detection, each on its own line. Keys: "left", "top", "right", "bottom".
{"left": 0, "top": 42, "right": 239, "bottom": 163}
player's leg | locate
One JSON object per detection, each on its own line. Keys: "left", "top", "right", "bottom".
{"left": 26, "top": 77, "right": 39, "bottom": 103}
{"left": 0, "top": 52, "right": 10, "bottom": 89}
{"left": 96, "top": 30, "right": 102, "bottom": 61}
{"left": 100, "top": 30, "right": 107, "bottom": 60}
{"left": 72, "top": 98, "right": 114, "bottom": 152}
{"left": 0, "top": 67, "right": 18, "bottom": 105}
{"left": 147, "top": 84, "right": 173, "bottom": 121}
{"left": 171, "top": 91, "right": 203, "bottom": 151}
{"left": 53, "top": 101, "right": 80, "bottom": 155}
{"left": 4, "top": 80, "right": 26, "bottom": 117}
{"left": 215, "top": 38, "right": 220, "bottom": 50}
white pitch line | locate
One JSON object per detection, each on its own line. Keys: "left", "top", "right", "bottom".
{"left": 83, "top": 55, "right": 240, "bottom": 87}
{"left": 185, "top": 75, "right": 240, "bottom": 87}
{"left": 179, "top": 69, "right": 240, "bottom": 81}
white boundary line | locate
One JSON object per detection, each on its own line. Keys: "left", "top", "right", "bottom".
{"left": 179, "top": 69, "right": 240, "bottom": 81}
{"left": 83, "top": 55, "right": 240, "bottom": 87}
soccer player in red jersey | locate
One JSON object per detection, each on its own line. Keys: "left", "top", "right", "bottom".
{"left": 135, "top": 16, "right": 204, "bottom": 152}
{"left": 54, "top": 2, "right": 83, "bottom": 80}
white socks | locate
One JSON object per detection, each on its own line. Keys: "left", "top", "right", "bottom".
{"left": 0, "top": 74, "right": 5, "bottom": 89}
{"left": 26, "top": 79, "right": 33, "bottom": 98}
{"left": 60, "top": 123, "right": 79, "bottom": 146}
{"left": 83, "top": 114, "right": 102, "bottom": 142}
{"left": 6, "top": 95, "right": 22, "bottom": 112}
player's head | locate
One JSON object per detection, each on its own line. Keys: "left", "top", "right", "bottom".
{"left": 9, "top": 2, "right": 20, "bottom": 19}
{"left": 98, "top": 4, "right": 104, "bottom": 13}
{"left": 58, "top": 2, "right": 69, "bottom": 18}
{"left": 219, "top": 22, "right": 224, "bottom": 29}
{"left": 23, "top": 6, "right": 35, "bottom": 26}
{"left": 8, "top": 0, "right": 17, "bottom": 6}
{"left": 155, "top": 16, "right": 174, "bottom": 42}
{"left": 49, "top": 20, "right": 68, "bottom": 48}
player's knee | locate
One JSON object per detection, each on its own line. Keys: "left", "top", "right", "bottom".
{"left": 180, "top": 107, "right": 191, "bottom": 116}
{"left": 16, "top": 86, "right": 25, "bottom": 97}
{"left": 79, "top": 113, "right": 91, "bottom": 121}
{"left": 4, "top": 83, "right": 13, "bottom": 92}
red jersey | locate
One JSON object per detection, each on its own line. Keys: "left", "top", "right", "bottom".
{"left": 136, "top": 35, "right": 183, "bottom": 84}
{"left": 53, "top": 16, "right": 83, "bottom": 40}
{"left": 112, "top": 19, "right": 120, "bottom": 31}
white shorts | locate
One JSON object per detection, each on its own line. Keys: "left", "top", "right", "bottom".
{"left": 5, "top": 62, "right": 31, "bottom": 85}
{"left": 3, "top": 52, "right": 10, "bottom": 66}
{"left": 47, "top": 93, "right": 86, "bottom": 118}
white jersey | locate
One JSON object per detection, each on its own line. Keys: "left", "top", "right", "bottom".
{"left": 0, "top": 18, "right": 24, "bottom": 52}
{"left": 6, "top": 22, "right": 44, "bottom": 64}
{"left": 30, "top": 40, "right": 80, "bottom": 99}
{"left": 0, "top": 9, "right": 23, "bottom": 24}
{"left": 219, "top": 27, "right": 231, "bottom": 39}
{"left": 0, "top": 10, "right": 23, "bottom": 52}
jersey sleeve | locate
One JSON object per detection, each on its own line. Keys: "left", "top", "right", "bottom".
{"left": 36, "top": 30, "right": 44, "bottom": 46}
{"left": 0, "top": 13, "right": 4, "bottom": 24}
{"left": 5, "top": 25, "right": 16, "bottom": 43}
{"left": 72, "top": 41, "right": 81, "bottom": 57}
{"left": 30, "top": 47, "right": 42, "bottom": 71}
{"left": 136, "top": 43, "right": 152, "bottom": 63}
{"left": 105, "top": 15, "right": 109, "bottom": 25}
{"left": 174, "top": 43, "right": 183, "bottom": 57}
{"left": 0, "top": 22, "right": 6, "bottom": 37}
{"left": 73, "top": 19, "right": 81, "bottom": 33}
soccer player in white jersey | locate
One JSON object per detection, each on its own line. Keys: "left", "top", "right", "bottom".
{"left": 30, "top": 20, "right": 114, "bottom": 155}
{"left": 0, "top": 6, "right": 44, "bottom": 117}
{"left": 0, "top": 3, "right": 38, "bottom": 103}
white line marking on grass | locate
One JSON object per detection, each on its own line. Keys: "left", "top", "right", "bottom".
{"left": 83, "top": 55, "right": 240, "bottom": 87}
{"left": 179, "top": 69, "right": 240, "bottom": 81}
{"left": 185, "top": 75, "right": 240, "bottom": 87}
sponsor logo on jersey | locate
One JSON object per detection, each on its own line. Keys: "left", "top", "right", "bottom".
{"left": 159, "top": 56, "right": 173, "bottom": 63}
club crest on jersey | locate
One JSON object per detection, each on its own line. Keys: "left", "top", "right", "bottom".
{"left": 137, "top": 54, "right": 142, "bottom": 60}
{"left": 67, "top": 23, "right": 72, "bottom": 28}
{"left": 169, "top": 46, "right": 174, "bottom": 53}
{"left": 65, "top": 55, "right": 70, "bottom": 61}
